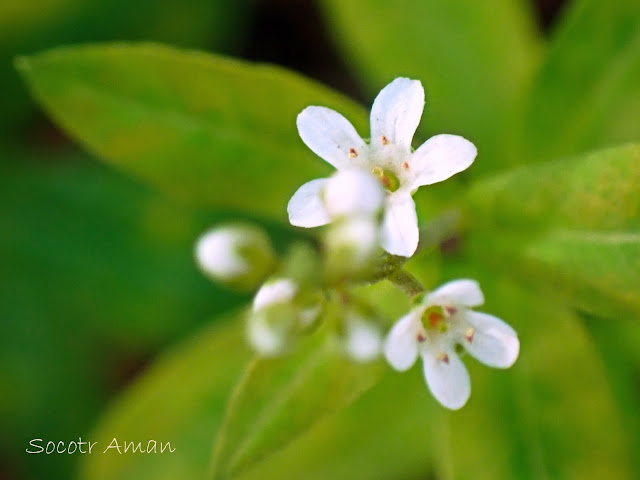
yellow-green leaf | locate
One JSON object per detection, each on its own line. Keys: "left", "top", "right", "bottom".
{"left": 17, "top": 43, "right": 367, "bottom": 220}
{"left": 211, "top": 327, "right": 385, "bottom": 479}
{"left": 467, "top": 143, "right": 640, "bottom": 231}
{"left": 517, "top": 0, "right": 640, "bottom": 162}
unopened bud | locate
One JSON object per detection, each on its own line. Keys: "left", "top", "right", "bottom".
{"left": 324, "top": 169, "right": 384, "bottom": 218}
{"left": 325, "top": 216, "right": 380, "bottom": 280}
{"left": 248, "top": 278, "right": 321, "bottom": 356}
{"left": 343, "top": 314, "right": 382, "bottom": 363}
{"left": 195, "top": 223, "right": 275, "bottom": 291}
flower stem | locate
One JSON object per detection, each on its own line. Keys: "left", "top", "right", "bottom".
{"left": 388, "top": 269, "right": 425, "bottom": 298}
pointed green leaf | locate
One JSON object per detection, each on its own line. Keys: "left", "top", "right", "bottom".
{"left": 211, "top": 326, "right": 385, "bottom": 479}
{"left": 517, "top": 0, "right": 640, "bottom": 162}
{"left": 17, "top": 43, "right": 367, "bottom": 219}
{"left": 320, "top": 0, "right": 541, "bottom": 172}
{"left": 468, "top": 143, "right": 640, "bottom": 231}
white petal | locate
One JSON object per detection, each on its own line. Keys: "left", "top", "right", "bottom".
{"left": 287, "top": 179, "right": 331, "bottom": 228}
{"left": 409, "top": 134, "right": 477, "bottom": 189}
{"left": 253, "top": 278, "right": 297, "bottom": 312}
{"left": 427, "top": 279, "right": 484, "bottom": 307}
{"left": 383, "top": 311, "right": 420, "bottom": 371}
{"left": 422, "top": 350, "right": 471, "bottom": 410}
{"left": 324, "top": 169, "right": 384, "bottom": 218}
{"left": 370, "top": 78, "right": 424, "bottom": 150}
{"left": 345, "top": 316, "right": 382, "bottom": 363}
{"left": 297, "top": 106, "right": 366, "bottom": 169}
{"left": 247, "top": 313, "right": 285, "bottom": 356}
{"left": 463, "top": 311, "right": 519, "bottom": 368}
{"left": 381, "top": 193, "right": 419, "bottom": 257}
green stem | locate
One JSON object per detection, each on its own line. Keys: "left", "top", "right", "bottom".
{"left": 388, "top": 269, "right": 425, "bottom": 298}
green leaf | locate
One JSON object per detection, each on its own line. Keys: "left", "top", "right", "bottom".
{"left": 16, "top": 43, "right": 367, "bottom": 219}
{"left": 319, "top": 0, "right": 541, "bottom": 172}
{"left": 467, "top": 143, "right": 640, "bottom": 231}
{"left": 526, "top": 229, "right": 640, "bottom": 319}
{"left": 79, "top": 315, "right": 252, "bottom": 480}
{"left": 517, "top": 0, "right": 640, "bottom": 162}
{"left": 211, "top": 325, "right": 385, "bottom": 479}
{"left": 234, "top": 369, "right": 437, "bottom": 480}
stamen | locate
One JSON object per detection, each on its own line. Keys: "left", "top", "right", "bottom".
{"left": 436, "top": 352, "right": 450, "bottom": 364}
{"left": 380, "top": 135, "right": 389, "bottom": 145}
{"left": 401, "top": 161, "right": 409, "bottom": 170}
{"left": 348, "top": 147, "right": 358, "bottom": 158}
{"left": 416, "top": 333, "right": 426, "bottom": 343}
{"left": 465, "top": 328, "right": 475, "bottom": 343}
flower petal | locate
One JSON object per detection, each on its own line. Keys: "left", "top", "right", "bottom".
{"left": 383, "top": 311, "right": 420, "bottom": 371}
{"left": 427, "top": 279, "right": 484, "bottom": 307}
{"left": 422, "top": 350, "right": 471, "bottom": 410}
{"left": 381, "top": 193, "right": 419, "bottom": 257}
{"left": 345, "top": 316, "right": 382, "bottom": 363}
{"left": 287, "top": 179, "right": 331, "bottom": 228}
{"left": 297, "top": 106, "right": 366, "bottom": 169}
{"left": 409, "top": 134, "right": 477, "bottom": 189}
{"left": 370, "top": 77, "right": 424, "bottom": 151}
{"left": 463, "top": 311, "right": 519, "bottom": 368}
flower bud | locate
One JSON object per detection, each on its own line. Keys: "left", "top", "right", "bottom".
{"left": 324, "top": 169, "right": 384, "bottom": 218}
{"left": 248, "top": 278, "right": 321, "bottom": 356}
{"left": 343, "top": 313, "right": 382, "bottom": 363}
{"left": 325, "top": 216, "right": 381, "bottom": 280}
{"left": 195, "top": 223, "right": 275, "bottom": 291}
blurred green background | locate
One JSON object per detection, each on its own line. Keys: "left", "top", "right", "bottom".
{"left": 2, "top": 1, "right": 640, "bottom": 479}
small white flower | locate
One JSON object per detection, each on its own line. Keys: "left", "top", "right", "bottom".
{"left": 288, "top": 77, "right": 477, "bottom": 257}
{"left": 248, "top": 278, "right": 320, "bottom": 356}
{"left": 383, "top": 279, "right": 519, "bottom": 410}
{"left": 343, "top": 314, "right": 383, "bottom": 363}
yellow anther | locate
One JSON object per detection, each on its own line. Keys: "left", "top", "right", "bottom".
{"left": 465, "top": 328, "right": 475, "bottom": 343}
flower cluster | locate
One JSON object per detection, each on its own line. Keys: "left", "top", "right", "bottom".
{"left": 195, "top": 78, "right": 519, "bottom": 410}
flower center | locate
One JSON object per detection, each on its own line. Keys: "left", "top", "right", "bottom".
{"left": 421, "top": 305, "right": 448, "bottom": 333}
{"left": 370, "top": 166, "right": 400, "bottom": 192}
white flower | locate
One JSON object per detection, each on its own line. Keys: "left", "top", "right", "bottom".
{"left": 343, "top": 314, "right": 383, "bottom": 363}
{"left": 288, "top": 77, "right": 477, "bottom": 257}
{"left": 195, "top": 224, "right": 275, "bottom": 290}
{"left": 383, "top": 279, "right": 519, "bottom": 410}
{"left": 248, "top": 278, "right": 320, "bottom": 356}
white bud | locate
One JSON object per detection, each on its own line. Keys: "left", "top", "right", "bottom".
{"left": 253, "top": 278, "right": 298, "bottom": 312}
{"left": 248, "top": 278, "right": 321, "bottom": 357}
{"left": 247, "top": 311, "right": 289, "bottom": 356}
{"left": 327, "top": 216, "right": 379, "bottom": 257}
{"left": 195, "top": 224, "right": 275, "bottom": 290}
{"left": 324, "top": 169, "right": 384, "bottom": 218}
{"left": 344, "top": 314, "right": 382, "bottom": 363}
